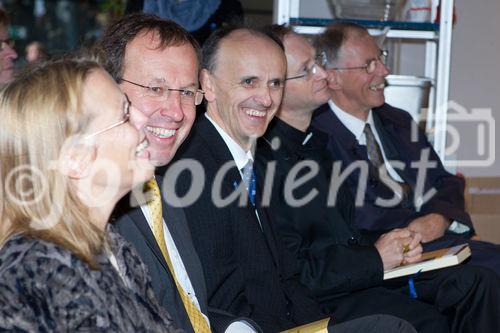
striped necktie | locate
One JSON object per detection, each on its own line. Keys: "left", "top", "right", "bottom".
{"left": 363, "top": 124, "right": 411, "bottom": 207}
{"left": 363, "top": 123, "right": 384, "bottom": 170}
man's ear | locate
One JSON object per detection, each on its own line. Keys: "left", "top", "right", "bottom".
{"left": 60, "top": 143, "right": 96, "bottom": 179}
{"left": 200, "top": 68, "right": 216, "bottom": 102}
{"left": 327, "top": 70, "right": 342, "bottom": 91}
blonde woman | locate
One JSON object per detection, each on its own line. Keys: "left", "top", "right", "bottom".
{"left": 0, "top": 58, "right": 180, "bottom": 332}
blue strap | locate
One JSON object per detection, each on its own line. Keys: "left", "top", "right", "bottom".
{"left": 408, "top": 269, "right": 423, "bottom": 299}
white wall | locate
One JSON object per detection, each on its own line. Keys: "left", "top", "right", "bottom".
{"left": 449, "top": 0, "right": 500, "bottom": 177}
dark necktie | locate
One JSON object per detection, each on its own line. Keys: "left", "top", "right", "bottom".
{"left": 363, "top": 123, "right": 384, "bottom": 170}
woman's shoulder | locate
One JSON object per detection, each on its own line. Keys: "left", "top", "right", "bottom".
{"left": 0, "top": 235, "right": 90, "bottom": 331}
{"left": 0, "top": 234, "right": 92, "bottom": 299}
{"left": 0, "top": 234, "right": 75, "bottom": 274}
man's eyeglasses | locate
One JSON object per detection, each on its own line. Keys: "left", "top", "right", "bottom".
{"left": 285, "top": 52, "right": 327, "bottom": 81}
{"left": 0, "top": 38, "right": 14, "bottom": 51}
{"left": 119, "top": 78, "right": 204, "bottom": 106}
{"left": 85, "top": 95, "right": 131, "bottom": 139}
{"left": 327, "top": 49, "right": 388, "bottom": 74}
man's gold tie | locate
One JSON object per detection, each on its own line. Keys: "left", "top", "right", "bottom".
{"left": 144, "top": 179, "right": 211, "bottom": 333}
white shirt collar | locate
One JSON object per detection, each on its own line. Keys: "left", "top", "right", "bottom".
{"left": 205, "top": 113, "right": 254, "bottom": 171}
{"left": 328, "top": 99, "right": 374, "bottom": 145}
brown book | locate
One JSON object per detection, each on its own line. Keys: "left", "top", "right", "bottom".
{"left": 383, "top": 244, "right": 471, "bottom": 280}
{"left": 280, "top": 318, "right": 331, "bottom": 333}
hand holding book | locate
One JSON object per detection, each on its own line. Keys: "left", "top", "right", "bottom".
{"left": 374, "top": 228, "right": 423, "bottom": 270}
{"left": 384, "top": 244, "right": 471, "bottom": 280}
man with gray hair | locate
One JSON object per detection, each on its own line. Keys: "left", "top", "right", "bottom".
{"left": 312, "top": 22, "right": 500, "bottom": 276}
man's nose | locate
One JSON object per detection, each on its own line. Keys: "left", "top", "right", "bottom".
{"left": 314, "top": 65, "right": 328, "bottom": 80}
{"left": 377, "top": 61, "right": 391, "bottom": 77}
{"left": 254, "top": 86, "right": 273, "bottom": 108}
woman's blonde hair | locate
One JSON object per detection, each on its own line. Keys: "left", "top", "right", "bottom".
{"left": 0, "top": 57, "right": 106, "bottom": 268}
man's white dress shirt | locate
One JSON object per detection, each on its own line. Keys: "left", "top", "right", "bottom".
{"left": 328, "top": 100, "right": 469, "bottom": 233}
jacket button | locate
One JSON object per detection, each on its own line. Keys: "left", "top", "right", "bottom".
{"left": 348, "top": 237, "right": 359, "bottom": 245}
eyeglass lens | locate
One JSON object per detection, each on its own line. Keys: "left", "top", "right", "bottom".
{"left": 366, "top": 50, "right": 389, "bottom": 73}
{"left": 286, "top": 54, "right": 325, "bottom": 81}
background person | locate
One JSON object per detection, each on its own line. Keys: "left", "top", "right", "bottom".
{"left": 25, "top": 41, "right": 49, "bottom": 63}
{"left": 0, "top": 57, "right": 179, "bottom": 331}
{"left": 0, "top": 8, "right": 18, "bottom": 84}
{"left": 143, "top": 0, "right": 243, "bottom": 44}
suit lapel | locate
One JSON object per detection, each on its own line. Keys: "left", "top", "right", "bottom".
{"left": 372, "top": 111, "right": 399, "bottom": 162}
{"left": 121, "top": 193, "right": 171, "bottom": 274}
{"left": 313, "top": 104, "right": 368, "bottom": 162}
{"left": 372, "top": 109, "right": 414, "bottom": 186}
{"left": 159, "top": 179, "right": 209, "bottom": 312}
{"left": 254, "top": 190, "right": 280, "bottom": 267}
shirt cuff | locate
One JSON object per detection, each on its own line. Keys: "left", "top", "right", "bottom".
{"left": 225, "top": 320, "right": 258, "bottom": 333}
{"left": 448, "top": 220, "right": 470, "bottom": 234}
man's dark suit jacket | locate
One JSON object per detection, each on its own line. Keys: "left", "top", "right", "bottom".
{"left": 255, "top": 118, "right": 500, "bottom": 332}
{"left": 256, "top": 118, "right": 384, "bottom": 303}
{"left": 312, "top": 103, "right": 473, "bottom": 236}
{"left": 311, "top": 103, "right": 500, "bottom": 276}
{"left": 170, "top": 115, "right": 325, "bottom": 332}
{"left": 114, "top": 175, "right": 250, "bottom": 332}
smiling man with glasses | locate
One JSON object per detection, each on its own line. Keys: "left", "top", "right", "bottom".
{"left": 327, "top": 49, "right": 388, "bottom": 75}
{"left": 312, "top": 23, "right": 500, "bottom": 278}
{"left": 96, "top": 13, "right": 254, "bottom": 333}
{"left": 254, "top": 24, "right": 500, "bottom": 333}
{"left": 0, "top": 9, "right": 18, "bottom": 84}
{"left": 255, "top": 24, "right": 432, "bottom": 332}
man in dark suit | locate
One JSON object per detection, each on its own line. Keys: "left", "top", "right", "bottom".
{"left": 96, "top": 14, "right": 258, "bottom": 333}
{"left": 255, "top": 24, "right": 500, "bottom": 333}
{"left": 171, "top": 25, "right": 417, "bottom": 333}
{"left": 311, "top": 22, "right": 500, "bottom": 275}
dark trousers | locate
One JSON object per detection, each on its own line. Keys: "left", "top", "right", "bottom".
{"left": 323, "top": 265, "right": 500, "bottom": 333}
{"left": 331, "top": 315, "right": 416, "bottom": 333}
